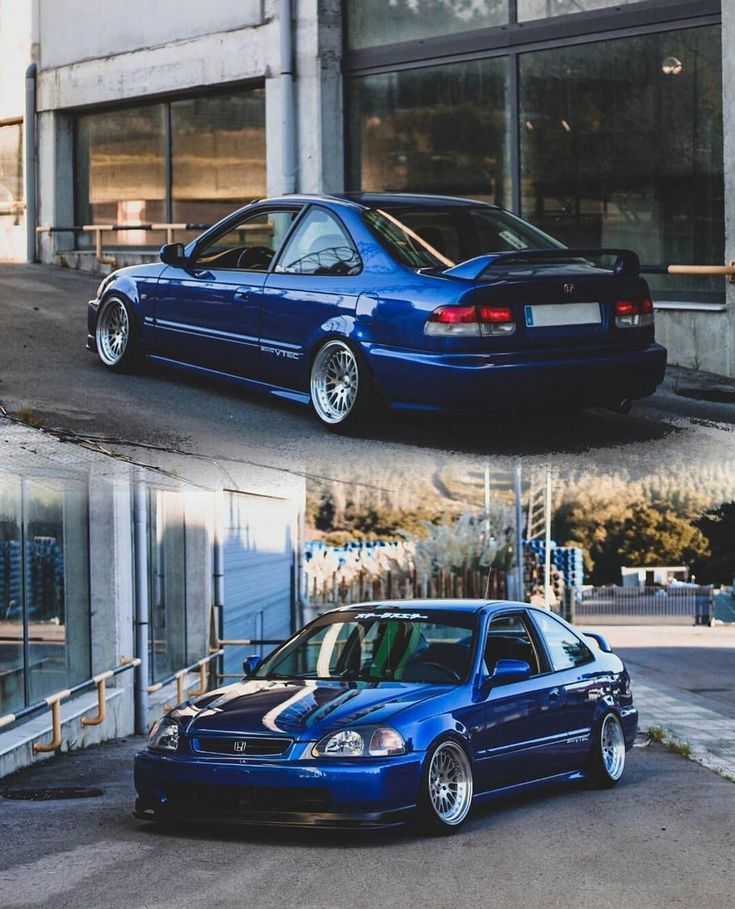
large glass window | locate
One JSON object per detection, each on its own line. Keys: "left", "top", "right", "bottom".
{"left": 75, "top": 86, "right": 266, "bottom": 247}
{"left": 76, "top": 104, "right": 166, "bottom": 247}
{"left": 0, "top": 476, "right": 91, "bottom": 715}
{"left": 347, "top": 58, "right": 510, "bottom": 205}
{"left": 347, "top": 0, "right": 508, "bottom": 49}
{"left": 148, "top": 490, "right": 188, "bottom": 685}
{"left": 0, "top": 120, "right": 23, "bottom": 215}
{"left": 519, "top": 26, "right": 724, "bottom": 297}
{"left": 171, "top": 89, "right": 266, "bottom": 238}
{"left": 518, "top": 0, "right": 646, "bottom": 21}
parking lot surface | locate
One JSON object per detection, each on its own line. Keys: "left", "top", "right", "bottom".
{"left": 1, "top": 735, "right": 733, "bottom": 909}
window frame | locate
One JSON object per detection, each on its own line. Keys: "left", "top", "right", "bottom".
{"left": 484, "top": 609, "right": 546, "bottom": 677}
{"left": 188, "top": 203, "right": 304, "bottom": 274}
{"left": 270, "top": 203, "right": 364, "bottom": 278}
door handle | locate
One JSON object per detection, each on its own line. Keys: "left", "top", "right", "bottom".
{"left": 548, "top": 688, "right": 562, "bottom": 702}
{"left": 234, "top": 287, "right": 253, "bottom": 301}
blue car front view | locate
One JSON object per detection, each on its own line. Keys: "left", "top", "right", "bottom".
{"left": 135, "top": 601, "right": 637, "bottom": 834}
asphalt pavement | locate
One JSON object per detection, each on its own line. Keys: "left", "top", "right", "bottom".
{"left": 1, "top": 735, "right": 734, "bottom": 909}
{"left": 1, "top": 263, "right": 735, "bottom": 489}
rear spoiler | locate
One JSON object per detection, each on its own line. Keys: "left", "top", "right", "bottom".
{"left": 443, "top": 248, "right": 641, "bottom": 281}
{"left": 581, "top": 631, "right": 614, "bottom": 654}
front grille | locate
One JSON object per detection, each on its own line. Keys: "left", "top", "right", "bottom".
{"left": 164, "top": 783, "right": 330, "bottom": 814}
{"left": 193, "top": 735, "right": 293, "bottom": 757}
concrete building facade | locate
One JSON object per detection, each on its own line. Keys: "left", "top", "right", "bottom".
{"left": 0, "top": 421, "right": 304, "bottom": 777}
{"left": 0, "top": 0, "right": 732, "bottom": 375}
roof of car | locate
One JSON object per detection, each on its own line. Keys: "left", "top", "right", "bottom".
{"left": 334, "top": 600, "right": 522, "bottom": 615}
{"left": 268, "top": 192, "right": 498, "bottom": 210}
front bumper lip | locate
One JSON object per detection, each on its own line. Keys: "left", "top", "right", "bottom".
{"left": 133, "top": 797, "right": 414, "bottom": 830}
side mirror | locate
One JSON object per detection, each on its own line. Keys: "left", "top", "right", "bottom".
{"left": 242, "top": 655, "right": 262, "bottom": 678}
{"left": 489, "top": 658, "right": 531, "bottom": 687}
{"left": 160, "top": 242, "right": 187, "bottom": 266}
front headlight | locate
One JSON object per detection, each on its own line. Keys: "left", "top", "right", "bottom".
{"left": 148, "top": 717, "right": 179, "bottom": 752}
{"left": 312, "top": 726, "right": 406, "bottom": 758}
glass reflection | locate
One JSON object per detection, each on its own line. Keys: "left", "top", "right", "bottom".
{"left": 347, "top": 0, "right": 508, "bottom": 50}
{"left": 0, "top": 477, "right": 23, "bottom": 714}
{"left": 348, "top": 58, "right": 510, "bottom": 205}
{"left": 519, "top": 26, "right": 724, "bottom": 297}
{"left": 149, "top": 490, "right": 187, "bottom": 684}
{"left": 171, "top": 89, "right": 266, "bottom": 242}
{"left": 519, "top": 0, "right": 645, "bottom": 21}
{"left": 0, "top": 122, "right": 23, "bottom": 211}
{"left": 76, "top": 105, "right": 167, "bottom": 247}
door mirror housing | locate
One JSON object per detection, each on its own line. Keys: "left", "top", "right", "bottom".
{"left": 160, "top": 242, "right": 187, "bottom": 267}
{"left": 489, "top": 658, "right": 531, "bottom": 687}
{"left": 242, "top": 655, "right": 262, "bottom": 678}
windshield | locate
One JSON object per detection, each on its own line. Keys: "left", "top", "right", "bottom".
{"left": 255, "top": 611, "right": 478, "bottom": 685}
{"left": 364, "top": 205, "right": 565, "bottom": 269}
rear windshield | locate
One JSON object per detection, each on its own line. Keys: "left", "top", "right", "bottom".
{"left": 255, "top": 610, "right": 478, "bottom": 685}
{"left": 364, "top": 206, "right": 564, "bottom": 269}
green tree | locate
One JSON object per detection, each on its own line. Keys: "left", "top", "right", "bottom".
{"left": 616, "top": 504, "right": 710, "bottom": 569}
{"left": 693, "top": 502, "right": 735, "bottom": 585}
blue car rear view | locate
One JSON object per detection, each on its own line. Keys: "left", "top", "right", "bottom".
{"left": 88, "top": 193, "right": 667, "bottom": 430}
{"left": 134, "top": 600, "right": 638, "bottom": 834}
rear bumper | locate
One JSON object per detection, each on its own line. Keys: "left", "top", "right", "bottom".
{"left": 364, "top": 341, "right": 667, "bottom": 411}
{"left": 134, "top": 749, "right": 422, "bottom": 829}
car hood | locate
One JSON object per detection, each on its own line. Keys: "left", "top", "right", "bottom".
{"left": 180, "top": 678, "right": 452, "bottom": 739}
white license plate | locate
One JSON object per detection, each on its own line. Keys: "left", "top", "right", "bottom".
{"left": 525, "top": 302, "right": 602, "bottom": 327}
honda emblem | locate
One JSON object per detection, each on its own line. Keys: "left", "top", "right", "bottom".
{"left": 233, "top": 740, "right": 248, "bottom": 753}
{"left": 563, "top": 283, "right": 575, "bottom": 295}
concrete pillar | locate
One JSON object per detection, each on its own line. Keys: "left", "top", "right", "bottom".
{"left": 184, "top": 490, "right": 215, "bottom": 664}
{"left": 721, "top": 2, "right": 735, "bottom": 373}
{"left": 36, "top": 109, "right": 74, "bottom": 263}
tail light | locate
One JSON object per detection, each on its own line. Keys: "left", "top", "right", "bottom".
{"left": 425, "top": 304, "right": 516, "bottom": 337}
{"left": 615, "top": 297, "right": 654, "bottom": 329}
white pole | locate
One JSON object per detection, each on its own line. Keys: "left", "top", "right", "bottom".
{"left": 544, "top": 471, "right": 552, "bottom": 609}
{"left": 514, "top": 464, "right": 524, "bottom": 601}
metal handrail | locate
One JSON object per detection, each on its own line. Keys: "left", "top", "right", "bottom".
{"left": 640, "top": 261, "right": 735, "bottom": 284}
{"left": 0, "top": 658, "right": 141, "bottom": 754}
{"left": 147, "top": 649, "right": 224, "bottom": 708}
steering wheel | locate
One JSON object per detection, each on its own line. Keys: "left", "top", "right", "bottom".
{"left": 422, "top": 662, "right": 461, "bottom": 682}
{"left": 237, "top": 245, "right": 275, "bottom": 270}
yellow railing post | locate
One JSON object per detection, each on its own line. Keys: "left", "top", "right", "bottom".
{"left": 81, "top": 672, "right": 112, "bottom": 727}
{"left": 32, "top": 696, "right": 66, "bottom": 754}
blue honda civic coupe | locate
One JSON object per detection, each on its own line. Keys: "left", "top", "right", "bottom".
{"left": 134, "top": 600, "right": 637, "bottom": 834}
{"left": 88, "top": 193, "right": 667, "bottom": 430}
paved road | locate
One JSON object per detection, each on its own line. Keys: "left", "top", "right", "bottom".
{"left": 1, "top": 736, "right": 733, "bottom": 909}
{"left": 600, "top": 624, "right": 735, "bottom": 719}
{"left": 1, "top": 264, "right": 735, "bottom": 488}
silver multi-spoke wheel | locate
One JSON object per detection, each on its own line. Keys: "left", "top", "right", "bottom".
{"left": 427, "top": 741, "right": 473, "bottom": 827}
{"left": 310, "top": 340, "right": 360, "bottom": 425}
{"left": 600, "top": 713, "right": 626, "bottom": 781}
{"left": 96, "top": 297, "right": 130, "bottom": 367}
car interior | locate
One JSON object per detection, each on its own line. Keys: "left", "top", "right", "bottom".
{"left": 484, "top": 615, "right": 541, "bottom": 676}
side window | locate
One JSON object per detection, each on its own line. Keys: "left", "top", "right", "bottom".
{"left": 275, "top": 207, "right": 361, "bottom": 276}
{"left": 485, "top": 614, "right": 541, "bottom": 676}
{"left": 534, "top": 611, "right": 593, "bottom": 671}
{"left": 194, "top": 209, "right": 299, "bottom": 271}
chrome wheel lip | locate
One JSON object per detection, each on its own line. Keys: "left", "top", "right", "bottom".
{"left": 310, "top": 341, "right": 359, "bottom": 425}
{"left": 601, "top": 713, "right": 626, "bottom": 780}
{"left": 96, "top": 297, "right": 130, "bottom": 366}
{"left": 428, "top": 741, "right": 473, "bottom": 826}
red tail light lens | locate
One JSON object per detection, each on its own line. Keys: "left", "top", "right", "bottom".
{"left": 427, "top": 305, "right": 478, "bottom": 324}
{"left": 478, "top": 305, "right": 514, "bottom": 323}
{"left": 615, "top": 297, "right": 654, "bottom": 328}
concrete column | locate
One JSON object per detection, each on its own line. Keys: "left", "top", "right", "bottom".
{"left": 721, "top": 2, "right": 735, "bottom": 373}
{"left": 36, "top": 109, "right": 74, "bottom": 263}
{"left": 184, "top": 490, "right": 215, "bottom": 664}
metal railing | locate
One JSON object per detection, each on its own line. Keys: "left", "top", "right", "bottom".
{"left": 577, "top": 585, "right": 714, "bottom": 624}
{"left": 147, "top": 649, "right": 224, "bottom": 709}
{"left": 31, "top": 221, "right": 735, "bottom": 282}
{"left": 0, "top": 658, "right": 141, "bottom": 754}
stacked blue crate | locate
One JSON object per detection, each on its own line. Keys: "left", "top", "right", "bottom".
{"left": 524, "top": 540, "right": 584, "bottom": 588}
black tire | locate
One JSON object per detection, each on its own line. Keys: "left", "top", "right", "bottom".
{"left": 94, "top": 295, "right": 141, "bottom": 373}
{"left": 309, "top": 338, "right": 376, "bottom": 432}
{"left": 588, "top": 710, "right": 627, "bottom": 788}
{"left": 415, "top": 737, "right": 474, "bottom": 836}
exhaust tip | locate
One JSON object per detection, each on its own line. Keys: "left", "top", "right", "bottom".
{"left": 606, "top": 398, "right": 633, "bottom": 415}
